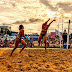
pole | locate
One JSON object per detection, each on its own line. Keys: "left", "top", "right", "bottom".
{"left": 62, "top": 18, "right": 63, "bottom": 33}
{"left": 58, "top": 23, "right": 59, "bottom": 31}
{"left": 58, "top": 24, "right": 61, "bottom": 48}
{"left": 67, "top": 20, "right": 70, "bottom": 49}
{"left": 57, "top": 23, "right": 61, "bottom": 48}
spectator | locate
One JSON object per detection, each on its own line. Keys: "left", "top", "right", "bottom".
{"left": 30, "top": 37, "right": 34, "bottom": 47}
{"left": 47, "top": 39, "right": 49, "bottom": 48}
{"left": 27, "top": 34, "right": 30, "bottom": 47}
{"left": 4, "top": 38, "right": 8, "bottom": 47}
{"left": 41, "top": 39, "right": 43, "bottom": 46}
{"left": 62, "top": 30, "right": 67, "bottom": 44}
{"left": 51, "top": 45, "right": 56, "bottom": 48}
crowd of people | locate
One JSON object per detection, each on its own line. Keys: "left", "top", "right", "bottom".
{"left": 0, "top": 37, "right": 15, "bottom": 48}
{"left": 0, "top": 30, "right": 72, "bottom": 48}
{"left": 0, "top": 34, "right": 34, "bottom": 48}
{"left": 0, "top": 36, "right": 60, "bottom": 48}
{"left": 0, "top": 37, "right": 60, "bottom": 49}
{"left": 0, "top": 29, "right": 72, "bottom": 49}
{"left": 40, "top": 38, "right": 61, "bottom": 48}
{"left": 40, "top": 30, "right": 72, "bottom": 48}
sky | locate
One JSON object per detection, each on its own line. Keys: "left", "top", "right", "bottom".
{"left": 0, "top": 0, "right": 72, "bottom": 34}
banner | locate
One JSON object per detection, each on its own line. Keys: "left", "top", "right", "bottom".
{"left": 50, "top": 32, "right": 55, "bottom": 38}
{"left": 55, "top": 29, "right": 62, "bottom": 39}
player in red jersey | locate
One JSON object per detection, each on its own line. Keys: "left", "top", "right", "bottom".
{"left": 38, "top": 18, "right": 56, "bottom": 50}
{"left": 10, "top": 25, "right": 30, "bottom": 56}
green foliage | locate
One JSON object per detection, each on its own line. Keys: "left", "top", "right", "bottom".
{"left": 55, "top": 35, "right": 59, "bottom": 39}
{"left": 1, "top": 28, "right": 12, "bottom": 36}
{"left": 35, "top": 33, "right": 38, "bottom": 34}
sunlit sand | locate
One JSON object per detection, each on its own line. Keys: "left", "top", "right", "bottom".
{"left": 0, "top": 48, "right": 72, "bottom": 72}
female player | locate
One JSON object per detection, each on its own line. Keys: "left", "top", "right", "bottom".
{"left": 10, "top": 25, "right": 30, "bottom": 56}
{"left": 38, "top": 18, "right": 56, "bottom": 50}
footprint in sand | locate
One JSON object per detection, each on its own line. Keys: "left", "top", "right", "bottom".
{"left": 26, "top": 67, "right": 31, "bottom": 71}
{"left": 0, "top": 57, "right": 6, "bottom": 59}
{"left": 53, "top": 62, "right": 59, "bottom": 66}
{"left": 18, "top": 61, "right": 22, "bottom": 63}
{"left": 28, "top": 54, "right": 33, "bottom": 57}
{"left": 7, "top": 64, "right": 12, "bottom": 68}
{"left": 45, "top": 65, "right": 50, "bottom": 68}
{"left": 19, "top": 69, "right": 24, "bottom": 71}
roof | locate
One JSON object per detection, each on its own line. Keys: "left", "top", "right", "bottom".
{"left": 0, "top": 26, "right": 8, "bottom": 28}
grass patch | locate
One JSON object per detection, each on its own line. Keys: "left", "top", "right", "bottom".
{"left": 0, "top": 46, "right": 72, "bottom": 49}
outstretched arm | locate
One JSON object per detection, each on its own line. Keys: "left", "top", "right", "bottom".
{"left": 43, "top": 18, "right": 50, "bottom": 25}
{"left": 47, "top": 19, "right": 56, "bottom": 27}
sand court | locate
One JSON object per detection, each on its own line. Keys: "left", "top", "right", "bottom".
{"left": 0, "top": 48, "right": 72, "bottom": 72}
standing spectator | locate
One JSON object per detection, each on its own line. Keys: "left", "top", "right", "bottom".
{"left": 62, "top": 30, "right": 67, "bottom": 44}
{"left": 27, "top": 34, "right": 30, "bottom": 47}
{"left": 4, "top": 38, "right": 8, "bottom": 47}
{"left": 30, "top": 37, "right": 34, "bottom": 47}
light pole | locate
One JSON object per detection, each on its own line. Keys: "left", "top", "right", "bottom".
{"left": 62, "top": 18, "right": 64, "bottom": 33}
{"left": 57, "top": 23, "right": 59, "bottom": 31}
{"left": 67, "top": 20, "right": 70, "bottom": 49}
{"left": 57, "top": 23, "right": 62, "bottom": 48}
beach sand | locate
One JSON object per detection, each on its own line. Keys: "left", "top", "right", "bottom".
{"left": 0, "top": 48, "right": 72, "bottom": 72}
